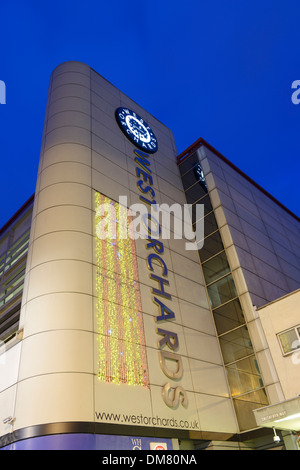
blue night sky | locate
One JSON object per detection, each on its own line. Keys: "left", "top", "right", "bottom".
{"left": 0, "top": 0, "right": 299, "bottom": 228}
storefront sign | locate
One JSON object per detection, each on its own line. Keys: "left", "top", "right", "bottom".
{"left": 114, "top": 107, "right": 189, "bottom": 415}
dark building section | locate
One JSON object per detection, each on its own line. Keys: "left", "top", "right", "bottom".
{"left": 0, "top": 196, "right": 34, "bottom": 342}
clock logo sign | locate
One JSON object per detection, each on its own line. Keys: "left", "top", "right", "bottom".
{"left": 115, "top": 107, "right": 158, "bottom": 153}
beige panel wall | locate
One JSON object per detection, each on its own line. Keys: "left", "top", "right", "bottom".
{"left": 0, "top": 343, "right": 21, "bottom": 436}
{"left": 258, "top": 290, "right": 300, "bottom": 400}
{"left": 10, "top": 62, "right": 238, "bottom": 435}
{"left": 15, "top": 62, "right": 94, "bottom": 429}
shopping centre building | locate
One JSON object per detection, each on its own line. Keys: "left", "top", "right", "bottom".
{"left": 0, "top": 61, "right": 299, "bottom": 450}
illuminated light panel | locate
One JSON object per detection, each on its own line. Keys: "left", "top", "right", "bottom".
{"left": 95, "top": 192, "right": 149, "bottom": 388}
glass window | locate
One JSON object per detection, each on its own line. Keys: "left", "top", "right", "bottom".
{"left": 181, "top": 166, "right": 200, "bottom": 191}
{"left": 5, "top": 281, "right": 25, "bottom": 303}
{"left": 207, "top": 273, "right": 237, "bottom": 309}
{"left": 2, "top": 268, "right": 25, "bottom": 292}
{"left": 200, "top": 194, "right": 213, "bottom": 216}
{"left": 0, "top": 304, "right": 21, "bottom": 341}
{"left": 190, "top": 195, "right": 213, "bottom": 225}
{"left": 0, "top": 254, "right": 5, "bottom": 278}
{"left": 198, "top": 230, "right": 224, "bottom": 262}
{"left": 226, "top": 356, "right": 263, "bottom": 396}
{"left": 5, "top": 235, "right": 29, "bottom": 272}
{"left": 178, "top": 153, "right": 199, "bottom": 176}
{"left": 0, "top": 202, "right": 33, "bottom": 342}
{"left": 202, "top": 251, "right": 230, "bottom": 285}
{"left": 193, "top": 163, "right": 208, "bottom": 193}
{"left": 0, "top": 234, "right": 9, "bottom": 258}
{"left": 187, "top": 202, "right": 204, "bottom": 230}
{"left": 185, "top": 181, "right": 207, "bottom": 205}
{"left": 213, "top": 298, "right": 245, "bottom": 335}
{"left": 194, "top": 211, "right": 218, "bottom": 239}
{"left": 233, "top": 389, "right": 268, "bottom": 432}
{"left": 278, "top": 328, "right": 300, "bottom": 355}
{"left": 219, "top": 325, "right": 254, "bottom": 364}
{"left": 10, "top": 211, "right": 32, "bottom": 245}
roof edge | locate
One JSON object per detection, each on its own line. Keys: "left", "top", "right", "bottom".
{"left": 0, "top": 194, "right": 35, "bottom": 237}
{"left": 177, "top": 137, "right": 300, "bottom": 223}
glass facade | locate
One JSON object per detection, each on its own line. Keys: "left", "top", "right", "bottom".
{"left": 0, "top": 197, "right": 33, "bottom": 342}
{"left": 179, "top": 151, "right": 268, "bottom": 432}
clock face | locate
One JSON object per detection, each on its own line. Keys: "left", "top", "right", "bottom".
{"left": 115, "top": 107, "right": 158, "bottom": 153}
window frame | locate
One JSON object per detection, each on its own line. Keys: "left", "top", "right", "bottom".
{"left": 277, "top": 325, "right": 300, "bottom": 356}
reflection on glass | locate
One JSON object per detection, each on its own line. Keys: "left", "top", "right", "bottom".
{"left": 185, "top": 182, "right": 207, "bottom": 205}
{"left": 181, "top": 166, "right": 199, "bottom": 191}
{"left": 198, "top": 230, "right": 224, "bottom": 262}
{"left": 180, "top": 157, "right": 208, "bottom": 191}
{"left": 233, "top": 389, "right": 268, "bottom": 432}
{"left": 219, "top": 325, "right": 253, "bottom": 364}
{"left": 181, "top": 163, "right": 206, "bottom": 191}
{"left": 0, "top": 234, "right": 9, "bottom": 258}
{"left": 179, "top": 153, "right": 199, "bottom": 176}
{"left": 179, "top": 151, "right": 269, "bottom": 433}
{"left": 213, "top": 298, "right": 245, "bottom": 335}
{"left": 278, "top": 329, "right": 299, "bottom": 354}
{"left": 202, "top": 251, "right": 230, "bottom": 285}
{"left": 190, "top": 195, "right": 213, "bottom": 224}
{"left": 226, "top": 356, "right": 263, "bottom": 396}
{"left": 194, "top": 211, "right": 218, "bottom": 239}
{"left": 207, "top": 273, "right": 237, "bottom": 309}
{"left": 193, "top": 164, "right": 208, "bottom": 193}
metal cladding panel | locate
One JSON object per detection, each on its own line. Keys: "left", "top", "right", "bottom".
{"left": 6, "top": 62, "right": 238, "bottom": 439}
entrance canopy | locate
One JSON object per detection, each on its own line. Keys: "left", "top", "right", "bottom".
{"left": 254, "top": 397, "right": 300, "bottom": 432}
